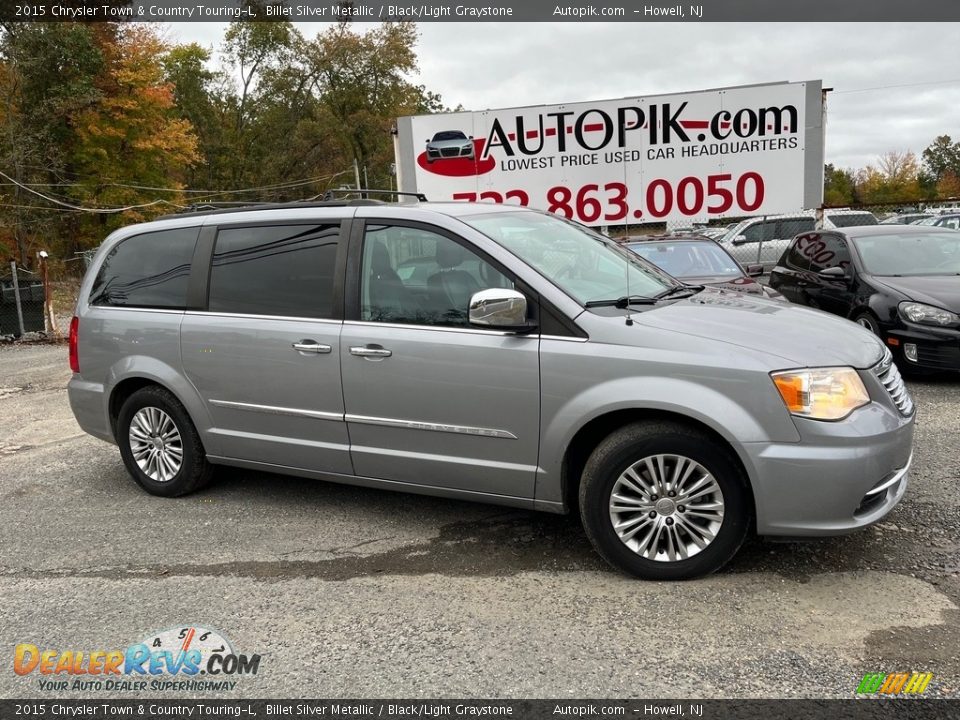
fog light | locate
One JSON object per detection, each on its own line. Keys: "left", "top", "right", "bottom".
{"left": 904, "top": 343, "right": 918, "bottom": 362}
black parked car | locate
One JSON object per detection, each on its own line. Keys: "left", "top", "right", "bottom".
{"left": 769, "top": 225, "right": 960, "bottom": 372}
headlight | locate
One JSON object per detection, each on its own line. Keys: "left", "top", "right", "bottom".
{"left": 899, "top": 301, "right": 959, "bottom": 327}
{"left": 771, "top": 367, "right": 870, "bottom": 421}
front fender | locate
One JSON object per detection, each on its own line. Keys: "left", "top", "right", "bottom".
{"left": 535, "top": 375, "right": 801, "bottom": 506}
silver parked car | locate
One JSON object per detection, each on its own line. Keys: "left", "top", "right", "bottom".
{"left": 68, "top": 201, "right": 914, "bottom": 580}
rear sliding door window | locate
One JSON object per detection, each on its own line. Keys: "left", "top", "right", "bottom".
{"left": 207, "top": 224, "right": 340, "bottom": 319}
{"left": 90, "top": 227, "right": 200, "bottom": 309}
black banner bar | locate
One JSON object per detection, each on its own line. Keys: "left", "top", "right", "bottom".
{"left": 2, "top": 0, "right": 960, "bottom": 23}
{"left": 0, "top": 700, "right": 956, "bottom": 720}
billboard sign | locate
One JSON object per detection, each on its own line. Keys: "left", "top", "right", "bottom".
{"left": 395, "top": 80, "right": 824, "bottom": 226}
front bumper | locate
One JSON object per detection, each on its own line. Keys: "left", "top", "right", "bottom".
{"left": 426, "top": 146, "right": 474, "bottom": 160}
{"left": 885, "top": 323, "right": 960, "bottom": 372}
{"left": 742, "top": 403, "right": 914, "bottom": 536}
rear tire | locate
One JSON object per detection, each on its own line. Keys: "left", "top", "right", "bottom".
{"left": 117, "top": 386, "right": 213, "bottom": 497}
{"left": 579, "top": 422, "right": 750, "bottom": 581}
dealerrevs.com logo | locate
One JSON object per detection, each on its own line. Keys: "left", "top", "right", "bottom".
{"left": 14, "top": 626, "right": 261, "bottom": 692}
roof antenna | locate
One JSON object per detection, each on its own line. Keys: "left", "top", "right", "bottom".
{"left": 624, "top": 236, "right": 634, "bottom": 326}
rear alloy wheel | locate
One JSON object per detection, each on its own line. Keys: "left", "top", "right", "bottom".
{"left": 117, "top": 386, "right": 213, "bottom": 497}
{"left": 580, "top": 422, "right": 750, "bottom": 580}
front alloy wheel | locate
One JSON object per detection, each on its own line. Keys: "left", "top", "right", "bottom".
{"left": 609, "top": 454, "right": 724, "bottom": 562}
{"left": 580, "top": 421, "right": 750, "bottom": 580}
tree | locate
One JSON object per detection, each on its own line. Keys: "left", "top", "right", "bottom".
{"left": 0, "top": 23, "right": 200, "bottom": 261}
{"left": 0, "top": 23, "right": 106, "bottom": 262}
{"left": 823, "top": 163, "right": 856, "bottom": 206}
{"left": 855, "top": 151, "right": 921, "bottom": 203}
{"left": 304, "top": 22, "right": 436, "bottom": 190}
{"left": 921, "top": 135, "right": 960, "bottom": 183}
{"left": 937, "top": 171, "right": 960, "bottom": 199}
{"left": 70, "top": 25, "right": 199, "bottom": 232}
{"left": 163, "top": 43, "right": 230, "bottom": 190}
{"left": 220, "top": 18, "right": 297, "bottom": 187}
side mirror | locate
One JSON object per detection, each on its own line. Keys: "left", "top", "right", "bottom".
{"left": 468, "top": 135, "right": 474, "bottom": 140}
{"left": 818, "top": 266, "right": 847, "bottom": 280}
{"left": 732, "top": 234, "right": 749, "bottom": 245}
{"left": 469, "top": 289, "right": 534, "bottom": 331}
{"left": 746, "top": 263, "right": 764, "bottom": 277}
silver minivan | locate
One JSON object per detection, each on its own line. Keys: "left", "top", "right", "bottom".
{"left": 68, "top": 201, "right": 915, "bottom": 580}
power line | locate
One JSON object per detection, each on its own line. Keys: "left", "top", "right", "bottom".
{"left": 0, "top": 201, "right": 84, "bottom": 213}
{"left": 833, "top": 78, "right": 960, "bottom": 95}
{"left": 0, "top": 172, "right": 343, "bottom": 196}
{"left": 0, "top": 170, "right": 186, "bottom": 214}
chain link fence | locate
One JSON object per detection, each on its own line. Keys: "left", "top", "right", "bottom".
{"left": 1, "top": 259, "right": 57, "bottom": 340}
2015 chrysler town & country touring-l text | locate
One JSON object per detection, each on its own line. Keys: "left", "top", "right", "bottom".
{"left": 68, "top": 201, "right": 915, "bottom": 580}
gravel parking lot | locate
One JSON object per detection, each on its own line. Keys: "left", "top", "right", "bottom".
{"left": 0, "top": 343, "right": 957, "bottom": 699}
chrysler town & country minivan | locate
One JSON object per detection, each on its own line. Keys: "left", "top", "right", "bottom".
{"left": 68, "top": 201, "right": 915, "bottom": 580}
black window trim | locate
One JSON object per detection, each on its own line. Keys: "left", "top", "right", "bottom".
{"left": 197, "top": 218, "right": 352, "bottom": 320}
{"left": 346, "top": 217, "right": 586, "bottom": 338}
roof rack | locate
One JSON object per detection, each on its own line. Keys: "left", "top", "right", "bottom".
{"left": 158, "top": 189, "right": 426, "bottom": 220}
{"left": 320, "top": 189, "right": 427, "bottom": 202}
{"left": 159, "top": 198, "right": 386, "bottom": 220}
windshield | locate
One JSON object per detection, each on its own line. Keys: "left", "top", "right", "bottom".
{"left": 628, "top": 241, "right": 743, "bottom": 279}
{"left": 432, "top": 131, "right": 466, "bottom": 141}
{"left": 855, "top": 233, "right": 960, "bottom": 276}
{"left": 462, "top": 211, "right": 676, "bottom": 305}
{"left": 829, "top": 213, "right": 878, "bottom": 227}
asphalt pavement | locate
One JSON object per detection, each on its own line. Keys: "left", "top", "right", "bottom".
{"left": 0, "top": 343, "right": 957, "bottom": 699}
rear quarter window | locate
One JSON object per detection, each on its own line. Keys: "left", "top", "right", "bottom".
{"left": 89, "top": 227, "right": 200, "bottom": 309}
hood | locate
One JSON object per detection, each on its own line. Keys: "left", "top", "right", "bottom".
{"left": 635, "top": 288, "right": 884, "bottom": 368}
{"left": 685, "top": 274, "right": 764, "bottom": 295}
{"left": 870, "top": 275, "right": 960, "bottom": 311}
{"left": 428, "top": 138, "right": 470, "bottom": 148}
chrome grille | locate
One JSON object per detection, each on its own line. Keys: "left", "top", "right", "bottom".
{"left": 873, "top": 348, "right": 914, "bottom": 416}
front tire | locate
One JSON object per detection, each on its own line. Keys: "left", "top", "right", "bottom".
{"left": 853, "top": 311, "right": 881, "bottom": 337}
{"left": 117, "top": 386, "right": 213, "bottom": 497}
{"left": 579, "top": 422, "right": 751, "bottom": 580}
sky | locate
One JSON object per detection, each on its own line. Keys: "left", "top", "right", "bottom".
{"left": 166, "top": 22, "right": 960, "bottom": 172}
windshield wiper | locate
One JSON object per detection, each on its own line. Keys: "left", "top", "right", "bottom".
{"left": 654, "top": 284, "right": 706, "bottom": 300}
{"left": 584, "top": 294, "right": 659, "bottom": 308}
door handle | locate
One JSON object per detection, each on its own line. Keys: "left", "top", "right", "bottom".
{"left": 350, "top": 345, "right": 392, "bottom": 358}
{"left": 292, "top": 341, "right": 332, "bottom": 354}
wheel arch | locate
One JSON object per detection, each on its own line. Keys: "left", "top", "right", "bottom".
{"left": 559, "top": 408, "right": 757, "bottom": 526}
{"left": 105, "top": 360, "right": 219, "bottom": 455}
